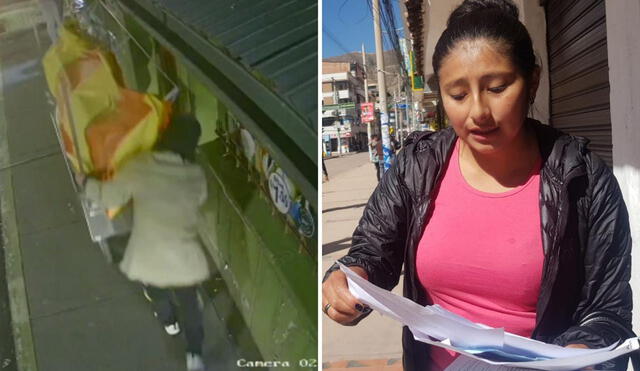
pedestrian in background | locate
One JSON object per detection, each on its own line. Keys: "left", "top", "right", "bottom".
{"left": 323, "top": 159, "right": 329, "bottom": 181}
{"left": 79, "top": 114, "right": 210, "bottom": 371}
{"left": 322, "top": 1, "right": 634, "bottom": 370}
{"left": 368, "top": 134, "right": 384, "bottom": 181}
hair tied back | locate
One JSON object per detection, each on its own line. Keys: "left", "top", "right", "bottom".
{"left": 448, "top": 0, "right": 519, "bottom": 26}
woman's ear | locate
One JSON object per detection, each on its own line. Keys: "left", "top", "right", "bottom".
{"left": 529, "top": 66, "right": 541, "bottom": 102}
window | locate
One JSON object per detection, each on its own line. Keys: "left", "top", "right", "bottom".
{"left": 323, "top": 117, "right": 338, "bottom": 127}
{"left": 335, "top": 81, "right": 348, "bottom": 90}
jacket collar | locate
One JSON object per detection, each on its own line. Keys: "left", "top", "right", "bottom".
{"left": 405, "top": 119, "right": 589, "bottom": 187}
{"left": 530, "top": 120, "right": 589, "bottom": 184}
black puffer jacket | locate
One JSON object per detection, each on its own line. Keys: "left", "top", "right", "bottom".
{"left": 326, "top": 120, "right": 634, "bottom": 370}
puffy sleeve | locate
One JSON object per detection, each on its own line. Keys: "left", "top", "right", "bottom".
{"left": 552, "top": 154, "right": 633, "bottom": 360}
{"left": 83, "top": 161, "right": 136, "bottom": 208}
{"left": 324, "top": 149, "right": 412, "bottom": 291}
{"left": 197, "top": 167, "right": 208, "bottom": 206}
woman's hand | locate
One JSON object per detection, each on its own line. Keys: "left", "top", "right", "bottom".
{"left": 565, "top": 344, "right": 589, "bottom": 349}
{"left": 322, "top": 266, "right": 370, "bottom": 325}
{"left": 565, "top": 344, "right": 594, "bottom": 370}
{"left": 74, "top": 172, "right": 87, "bottom": 188}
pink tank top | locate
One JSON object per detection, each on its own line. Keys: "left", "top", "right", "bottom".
{"left": 416, "top": 139, "right": 543, "bottom": 370}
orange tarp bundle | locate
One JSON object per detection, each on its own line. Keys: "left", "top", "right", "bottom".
{"left": 43, "top": 22, "right": 171, "bottom": 179}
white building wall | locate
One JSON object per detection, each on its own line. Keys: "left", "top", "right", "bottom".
{"left": 605, "top": 0, "right": 640, "bottom": 341}
{"left": 322, "top": 72, "right": 349, "bottom": 82}
{"left": 515, "top": 0, "right": 550, "bottom": 124}
{"left": 421, "top": 0, "right": 451, "bottom": 78}
{"left": 337, "top": 90, "right": 350, "bottom": 100}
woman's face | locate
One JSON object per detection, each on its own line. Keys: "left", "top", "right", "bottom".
{"left": 438, "top": 39, "right": 535, "bottom": 154}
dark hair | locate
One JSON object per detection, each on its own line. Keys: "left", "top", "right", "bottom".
{"left": 432, "top": 0, "right": 537, "bottom": 84}
{"left": 155, "top": 113, "right": 202, "bottom": 162}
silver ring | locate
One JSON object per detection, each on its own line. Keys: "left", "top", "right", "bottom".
{"left": 323, "top": 303, "right": 332, "bottom": 315}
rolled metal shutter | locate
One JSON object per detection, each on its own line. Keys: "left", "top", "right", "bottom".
{"left": 545, "top": 0, "right": 612, "bottom": 166}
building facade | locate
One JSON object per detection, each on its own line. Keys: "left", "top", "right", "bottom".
{"left": 322, "top": 61, "right": 368, "bottom": 154}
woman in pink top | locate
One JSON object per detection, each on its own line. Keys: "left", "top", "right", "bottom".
{"left": 322, "top": 1, "right": 634, "bottom": 370}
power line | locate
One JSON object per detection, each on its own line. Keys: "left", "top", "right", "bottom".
{"left": 366, "top": 0, "right": 410, "bottom": 86}
{"left": 323, "top": 28, "right": 354, "bottom": 56}
{"left": 341, "top": 0, "right": 373, "bottom": 25}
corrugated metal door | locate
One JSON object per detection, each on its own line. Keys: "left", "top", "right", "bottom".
{"left": 546, "top": 0, "right": 612, "bottom": 166}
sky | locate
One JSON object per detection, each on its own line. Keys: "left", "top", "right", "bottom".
{"left": 322, "top": 0, "right": 404, "bottom": 58}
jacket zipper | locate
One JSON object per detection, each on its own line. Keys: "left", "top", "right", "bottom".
{"left": 533, "top": 166, "right": 586, "bottom": 339}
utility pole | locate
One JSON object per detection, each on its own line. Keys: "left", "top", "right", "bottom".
{"left": 362, "top": 44, "right": 372, "bottom": 161}
{"left": 398, "top": 0, "right": 416, "bottom": 135}
{"left": 392, "top": 88, "right": 398, "bottom": 146}
{"left": 332, "top": 77, "right": 341, "bottom": 156}
{"left": 394, "top": 78, "right": 401, "bottom": 148}
{"left": 362, "top": 45, "right": 370, "bottom": 104}
{"left": 373, "top": 0, "right": 391, "bottom": 171}
{"left": 405, "top": 88, "right": 411, "bottom": 134}
{"left": 337, "top": 125, "right": 342, "bottom": 156}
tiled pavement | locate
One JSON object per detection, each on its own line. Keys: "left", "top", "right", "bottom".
{"left": 322, "top": 358, "right": 403, "bottom": 371}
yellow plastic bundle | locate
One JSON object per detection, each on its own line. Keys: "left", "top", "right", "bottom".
{"left": 42, "top": 22, "right": 171, "bottom": 179}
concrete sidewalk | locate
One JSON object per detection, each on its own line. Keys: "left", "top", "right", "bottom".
{"left": 0, "top": 28, "right": 248, "bottom": 371}
{"left": 322, "top": 155, "right": 403, "bottom": 370}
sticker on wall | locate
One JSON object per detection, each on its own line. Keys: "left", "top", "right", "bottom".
{"left": 261, "top": 150, "right": 275, "bottom": 178}
{"left": 232, "top": 123, "right": 315, "bottom": 240}
{"left": 240, "top": 129, "right": 256, "bottom": 165}
{"left": 269, "top": 169, "right": 292, "bottom": 214}
{"left": 290, "top": 200, "right": 315, "bottom": 238}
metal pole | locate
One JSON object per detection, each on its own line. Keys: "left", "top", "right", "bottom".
{"left": 396, "top": 79, "right": 404, "bottom": 148}
{"left": 332, "top": 78, "right": 341, "bottom": 156}
{"left": 362, "top": 44, "right": 373, "bottom": 162}
{"left": 408, "top": 83, "right": 415, "bottom": 132}
{"left": 393, "top": 83, "right": 399, "bottom": 142}
{"left": 362, "top": 44, "right": 369, "bottom": 104}
{"left": 337, "top": 126, "right": 342, "bottom": 156}
{"left": 405, "top": 91, "right": 410, "bottom": 135}
{"left": 373, "top": 0, "right": 391, "bottom": 171}
{"left": 59, "top": 62, "right": 86, "bottom": 177}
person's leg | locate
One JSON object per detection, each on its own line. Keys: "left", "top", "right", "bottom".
{"left": 374, "top": 162, "right": 381, "bottom": 181}
{"left": 143, "top": 285, "right": 177, "bottom": 326}
{"left": 174, "top": 286, "right": 204, "bottom": 355}
{"left": 322, "top": 160, "right": 329, "bottom": 180}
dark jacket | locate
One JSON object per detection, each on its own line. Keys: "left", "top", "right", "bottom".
{"left": 326, "top": 120, "right": 634, "bottom": 370}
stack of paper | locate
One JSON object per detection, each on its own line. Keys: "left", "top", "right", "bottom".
{"left": 338, "top": 263, "right": 639, "bottom": 371}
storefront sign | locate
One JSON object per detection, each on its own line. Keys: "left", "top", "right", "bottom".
{"left": 360, "top": 102, "right": 374, "bottom": 123}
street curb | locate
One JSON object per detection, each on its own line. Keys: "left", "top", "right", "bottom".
{"left": 0, "top": 55, "right": 39, "bottom": 371}
{"left": 324, "top": 151, "right": 366, "bottom": 160}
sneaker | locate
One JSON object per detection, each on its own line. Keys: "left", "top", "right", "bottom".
{"left": 142, "top": 288, "right": 153, "bottom": 303}
{"left": 164, "top": 322, "right": 180, "bottom": 336}
{"left": 186, "top": 353, "right": 205, "bottom": 371}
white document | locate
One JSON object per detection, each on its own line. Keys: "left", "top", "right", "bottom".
{"left": 445, "top": 355, "right": 527, "bottom": 371}
{"left": 338, "top": 263, "right": 505, "bottom": 349}
{"left": 338, "top": 263, "right": 639, "bottom": 371}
